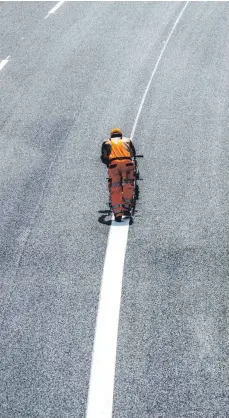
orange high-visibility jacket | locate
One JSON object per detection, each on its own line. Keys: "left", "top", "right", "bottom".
{"left": 101, "top": 137, "right": 136, "bottom": 164}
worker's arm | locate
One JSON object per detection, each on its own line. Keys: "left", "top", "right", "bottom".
{"left": 101, "top": 140, "right": 111, "bottom": 165}
{"left": 129, "top": 140, "right": 136, "bottom": 158}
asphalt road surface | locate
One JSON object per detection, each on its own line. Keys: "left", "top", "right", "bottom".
{"left": 0, "top": 2, "right": 229, "bottom": 417}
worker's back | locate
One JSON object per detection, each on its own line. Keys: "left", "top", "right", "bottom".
{"left": 107, "top": 137, "right": 131, "bottom": 161}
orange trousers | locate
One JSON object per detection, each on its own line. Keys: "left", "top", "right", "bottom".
{"left": 108, "top": 160, "right": 135, "bottom": 216}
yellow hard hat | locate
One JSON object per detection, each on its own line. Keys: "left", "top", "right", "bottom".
{"left": 110, "top": 128, "right": 122, "bottom": 138}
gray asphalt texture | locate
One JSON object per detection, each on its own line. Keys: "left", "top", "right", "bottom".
{"left": 0, "top": 2, "right": 228, "bottom": 417}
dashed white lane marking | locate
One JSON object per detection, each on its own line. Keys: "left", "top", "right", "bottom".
{"left": 86, "top": 2, "right": 189, "bottom": 418}
{"left": 44, "top": 0, "right": 65, "bottom": 19}
{"left": 0, "top": 56, "right": 10, "bottom": 71}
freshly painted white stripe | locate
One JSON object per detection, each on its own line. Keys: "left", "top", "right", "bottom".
{"left": 86, "top": 2, "right": 189, "bottom": 418}
{"left": 86, "top": 215, "right": 130, "bottom": 418}
{"left": 130, "top": 1, "right": 189, "bottom": 141}
{"left": 0, "top": 56, "right": 10, "bottom": 71}
{"left": 44, "top": 0, "right": 65, "bottom": 19}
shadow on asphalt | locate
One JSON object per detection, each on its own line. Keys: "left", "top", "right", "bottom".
{"left": 98, "top": 210, "right": 134, "bottom": 226}
{"left": 98, "top": 211, "right": 112, "bottom": 226}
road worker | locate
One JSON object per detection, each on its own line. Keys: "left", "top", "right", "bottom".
{"left": 101, "top": 128, "right": 136, "bottom": 222}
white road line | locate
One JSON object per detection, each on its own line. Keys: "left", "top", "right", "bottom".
{"left": 130, "top": 1, "right": 189, "bottom": 141}
{"left": 0, "top": 56, "right": 10, "bottom": 71}
{"left": 44, "top": 0, "right": 65, "bottom": 19}
{"left": 86, "top": 2, "right": 189, "bottom": 418}
{"left": 86, "top": 216, "right": 130, "bottom": 418}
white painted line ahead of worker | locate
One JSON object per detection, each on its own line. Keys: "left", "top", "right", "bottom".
{"left": 44, "top": 0, "right": 65, "bottom": 19}
{"left": 130, "top": 1, "right": 189, "bottom": 141}
{"left": 86, "top": 2, "right": 189, "bottom": 418}
{"left": 0, "top": 56, "right": 10, "bottom": 71}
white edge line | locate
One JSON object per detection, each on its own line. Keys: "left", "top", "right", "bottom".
{"left": 44, "top": 0, "right": 65, "bottom": 19}
{"left": 0, "top": 56, "right": 10, "bottom": 71}
{"left": 86, "top": 2, "right": 189, "bottom": 418}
